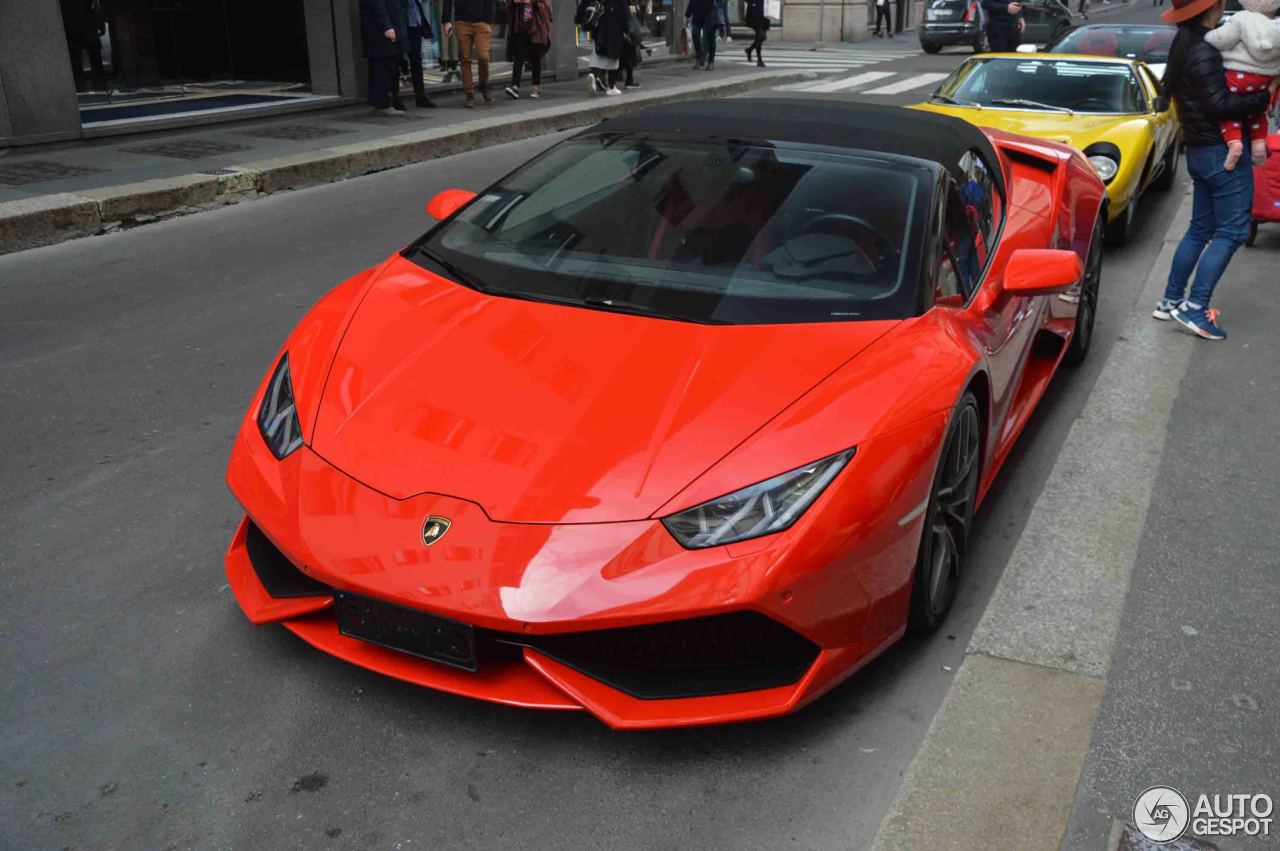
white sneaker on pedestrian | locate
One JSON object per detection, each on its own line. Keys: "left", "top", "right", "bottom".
{"left": 587, "top": 74, "right": 599, "bottom": 95}
{"left": 605, "top": 86, "right": 623, "bottom": 96}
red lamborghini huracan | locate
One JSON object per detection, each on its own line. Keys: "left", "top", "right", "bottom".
{"left": 225, "top": 99, "right": 1105, "bottom": 729}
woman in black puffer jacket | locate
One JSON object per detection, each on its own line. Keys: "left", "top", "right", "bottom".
{"left": 1156, "top": 0, "right": 1279, "bottom": 339}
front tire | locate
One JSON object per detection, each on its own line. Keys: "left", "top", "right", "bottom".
{"left": 909, "top": 393, "right": 982, "bottom": 632}
{"left": 922, "top": 42, "right": 943, "bottom": 53}
{"left": 1064, "top": 214, "right": 1104, "bottom": 365}
{"left": 1153, "top": 135, "right": 1179, "bottom": 191}
{"left": 1104, "top": 197, "right": 1134, "bottom": 245}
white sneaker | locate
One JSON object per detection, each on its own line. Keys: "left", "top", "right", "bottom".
{"left": 587, "top": 74, "right": 599, "bottom": 95}
{"left": 605, "top": 86, "right": 622, "bottom": 96}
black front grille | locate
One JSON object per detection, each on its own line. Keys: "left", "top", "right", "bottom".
{"left": 507, "top": 611, "right": 820, "bottom": 700}
{"left": 244, "top": 521, "right": 330, "bottom": 598}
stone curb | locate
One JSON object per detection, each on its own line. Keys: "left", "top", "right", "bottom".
{"left": 0, "top": 69, "right": 809, "bottom": 256}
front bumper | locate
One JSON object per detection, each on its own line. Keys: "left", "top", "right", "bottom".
{"left": 224, "top": 404, "right": 938, "bottom": 727}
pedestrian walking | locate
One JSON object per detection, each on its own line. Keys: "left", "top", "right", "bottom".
{"left": 1078, "top": 0, "right": 1090, "bottom": 19}
{"left": 1153, "top": 0, "right": 1280, "bottom": 339}
{"left": 431, "top": 0, "right": 462, "bottom": 81}
{"left": 578, "top": 0, "right": 631, "bottom": 93}
{"left": 873, "top": 0, "right": 893, "bottom": 36}
{"left": 716, "top": 0, "right": 732, "bottom": 39}
{"left": 744, "top": 0, "right": 769, "bottom": 66}
{"left": 686, "top": 0, "right": 718, "bottom": 69}
{"left": 620, "top": 5, "right": 645, "bottom": 87}
{"left": 504, "top": 0, "right": 552, "bottom": 98}
{"left": 406, "top": 0, "right": 438, "bottom": 107}
{"left": 442, "top": 0, "right": 496, "bottom": 106}
{"left": 360, "top": 0, "right": 410, "bottom": 116}
{"left": 981, "top": 0, "right": 1025, "bottom": 51}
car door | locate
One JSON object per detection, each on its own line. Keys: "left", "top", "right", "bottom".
{"left": 1138, "top": 63, "right": 1176, "bottom": 157}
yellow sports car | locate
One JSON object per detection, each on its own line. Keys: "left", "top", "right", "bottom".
{"left": 913, "top": 54, "right": 1179, "bottom": 244}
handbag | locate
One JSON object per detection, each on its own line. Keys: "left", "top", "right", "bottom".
{"left": 576, "top": 0, "right": 604, "bottom": 31}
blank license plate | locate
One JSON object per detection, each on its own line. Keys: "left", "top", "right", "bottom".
{"left": 334, "top": 592, "right": 478, "bottom": 671}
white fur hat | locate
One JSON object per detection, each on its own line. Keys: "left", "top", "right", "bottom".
{"left": 1239, "top": 0, "right": 1280, "bottom": 14}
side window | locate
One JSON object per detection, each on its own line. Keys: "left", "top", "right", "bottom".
{"left": 936, "top": 181, "right": 979, "bottom": 305}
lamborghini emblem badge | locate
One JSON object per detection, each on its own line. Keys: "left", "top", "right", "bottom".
{"left": 421, "top": 516, "right": 452, "bottom": 547}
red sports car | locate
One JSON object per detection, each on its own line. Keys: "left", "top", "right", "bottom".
{"left": 225, "top": 99, "right": 1105, "bottom": 729}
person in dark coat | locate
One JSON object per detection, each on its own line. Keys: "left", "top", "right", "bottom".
{"left": 744, "top": 0, "right": 768, "bottom": 63}
{"left": 579, "top": 0, "right": 631, "bottom": 93}
{"left": 980, "top": 0, "right": 1024, "bottom": 51}
{"left": 1153, "top": 0, "right": 1280, "bottom": 338}
{"left": 360, "top": 0, "right": 410, "bottom": 115}
{"left": 406, "top": 0, "right": 437, "bottom": 107}
{"left": 686, "top": 0, "right": 718, "bottom": 69}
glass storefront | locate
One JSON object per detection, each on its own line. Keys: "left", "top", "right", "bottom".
{"left": 62, "top": 0, "right": 313, "bottom": 125}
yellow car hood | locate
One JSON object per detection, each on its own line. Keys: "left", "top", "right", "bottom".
{"left": 911, "top": 104, "right": 1148, "bottom": 151}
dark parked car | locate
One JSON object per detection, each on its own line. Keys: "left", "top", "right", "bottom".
{"left": 1020, "top": 0, "right": 1073, "bottom": 45}
{"left": 920, "top": 0, "right": 989, "bottom": 54}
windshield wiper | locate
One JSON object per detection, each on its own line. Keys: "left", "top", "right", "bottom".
{"left": 988, "top": 97, "right": 1073, "bottom": 113}
{"left": 930, "top": 93, "right": 980, "bottom": 107}
{"left": 503, "top": 289, "right": 719, "bottom": 324}
{"left": 412, "top": 246, "right": 492, "bottom": 294}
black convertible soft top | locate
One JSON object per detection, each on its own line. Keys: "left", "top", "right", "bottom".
{"left": 595, "top": 97, "right": 1005, "bottom": 195}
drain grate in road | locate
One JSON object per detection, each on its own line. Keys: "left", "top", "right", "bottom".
{"left": 202, "top": 168, "right": 241, "bottom": 176}
{"left": 0, "top": 160, "right": 107, "bottom": 185}
{"left": 240, "top": 123, "right": 353, "bottom": 141}
{"left": 122, "top": 139, "right": 252, "bottom": 160}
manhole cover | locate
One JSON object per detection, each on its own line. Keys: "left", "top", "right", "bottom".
{"left": 241, "top": 124, "right": 352, "bottom": 141}
{"left": 0, "top": 160, "right": 106, "bottom": 185}
{"left": 122, "top": 139, "right": 252, "bottom": 160}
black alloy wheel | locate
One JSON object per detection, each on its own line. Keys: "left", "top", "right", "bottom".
{"left": 909, "top": 393, "right": 982, "bottom": 631}
{"left": 1064, "top": 214, "right": 1104, "bottom": 365}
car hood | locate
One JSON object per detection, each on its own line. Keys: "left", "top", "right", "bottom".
{"left": 309, "top": 256, "right": 899, "bottom": 523}
{"left": 913, "top": 103, "right": 1147, "bottom": 149}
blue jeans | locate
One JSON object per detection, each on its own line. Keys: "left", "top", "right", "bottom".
{"left": 1163, "top": 143, "right": 1253, "bottom": 308}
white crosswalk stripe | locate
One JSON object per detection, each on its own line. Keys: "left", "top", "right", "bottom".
{"left": 860, "top": 72, "right": 949, "bottom": 94}
{"left": 782, "top": 70, "right": 952, "bottom": 96}
{"left": 725, "top": 46, "right": 918, "bottom": 73}
{"left": 799, "top": 70, "right": 896, "bottom": 93}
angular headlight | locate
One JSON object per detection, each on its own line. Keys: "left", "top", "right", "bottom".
{"left": 1087, "top": 155, "right": 1119, "bottom": 183}
{"left": 257, "top": 354, "right": 304, "bottom": 459}
{"left": 662, "top": 449, "right": 855, "bottom": 549}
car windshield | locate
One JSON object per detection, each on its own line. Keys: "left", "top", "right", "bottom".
{"left": 411, "top": 136, "right": 931, "bottom": 325}
{"left": 1051, "top": 26, "right": 1175, "bottom": 62}
{"left": 938, "top": 57, "right": 1147, "bottom": 113}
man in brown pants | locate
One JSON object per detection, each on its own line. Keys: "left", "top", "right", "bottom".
{"left": 442, "top": 0, "right": 497, "bottom": 106}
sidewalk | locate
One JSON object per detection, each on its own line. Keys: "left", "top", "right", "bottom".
{"left": 869, "top": 187, "right": 1280, "bottom": 850}
{"left": 0, "top": 61, "right": 805, "bottom": 255}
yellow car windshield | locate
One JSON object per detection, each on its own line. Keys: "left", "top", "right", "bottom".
{"left": 938, "top": 58, "right": 1147, "bottom": 114}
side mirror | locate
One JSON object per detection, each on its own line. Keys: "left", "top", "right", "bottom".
{"left": 1002, "top": 248, "right": 1082, "bottom": 296}
{"left": 1152, "top": 95, "right": 1170, "bottom": 113}
{"left": 426, "top": 188, "right": 476, "bottom": 221}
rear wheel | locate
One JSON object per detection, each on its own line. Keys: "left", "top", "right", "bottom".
{"left": 909, "top": 393, "right": 982, "bottom": 632}
{"left": 922, "top": 42, "right": 943, "bottom": 53}
{"left": 1064, "top": 215, "right": 1104, "bottom": 365}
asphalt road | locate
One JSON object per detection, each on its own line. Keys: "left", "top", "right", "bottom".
{"left": 1, "top": 9, "right": 1191, "bottom": 848}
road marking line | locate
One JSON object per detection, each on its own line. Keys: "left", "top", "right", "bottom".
{"left": 801, "top": 70, "right": 897, "bottom": 93}
{"left": 860, "top": 72, "right": 949, "bottom": 94}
